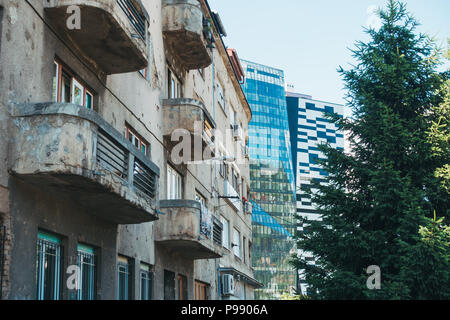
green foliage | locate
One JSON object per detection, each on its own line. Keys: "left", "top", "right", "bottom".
{"left": 291, "top": 0, "right": 449, "bottom": 299}
{"left": 400, "top": 212, "right": 450, "bottom": 299}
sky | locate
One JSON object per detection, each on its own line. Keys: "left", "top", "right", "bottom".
{"left": 208, "top": 0, "right": 450, "bottom": 106}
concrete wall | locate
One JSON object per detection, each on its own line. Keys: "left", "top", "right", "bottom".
{"left": 0, "top": 0, "right": 256, "bottom": 300}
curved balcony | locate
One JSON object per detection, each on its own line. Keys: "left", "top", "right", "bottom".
{"left": 44, "top": 0, "right": 149, "bottom": 74}
{"left": 162, "top": 0, "right": 212, "bottom": 69}
{"left": 155, "top": 200, "right": 223, "bottom": 260}
{"left": 162, "top": 98, "right": 215, "bottom": 162}
{"left": 10, "top": 103, "right": 160, "bottom": 224}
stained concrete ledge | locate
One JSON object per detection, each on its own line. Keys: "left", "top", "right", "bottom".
{"left": 156, "top": 199, "right": 223, "bottom": 260}
{"left": 162, "top": 98, "right": 216, "bottom": 161}
{"left": 44, "top": 0, "right": 149, "bottom": 74}
{"left": 9, "top": 102, "right": 160, "bottom": 224}
{"left": 163, "top": 98, "right": 216, "bottom": 130}
{"left": 162, "top": 0, "right": 212, "bottom": 70}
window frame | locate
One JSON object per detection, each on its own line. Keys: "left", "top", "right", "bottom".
{"left": 77, "top": 243, "right": 97, "bottom": 300}
{"left": 36, "top": 231, "right": 63, "bottom": 300}
{"left": 194, "top": 281, "right": 208, "bottom": 300}
{"left": 167, "top": 165, "right": 183, "bottom": 200}
{"left": 232, "top": 228, "right": 241, "bottom": 259}
{"left": 53, "top": 59, "right": 95, "bottom": 110}
{"left": 177, "top": 274, "right": 188, "bottom": 300}
{"left": 220, "top": 216, "right": 230, "bottom": 250}
{"left": 117, "top": 256, "right": 132, "bottom": 300}
{"left": 140, "top": 263, "right": 153, "bottom": 300}
{"left": 168, "top": 68, "right": 182, "bottom": 99}
{"left": 126, "top": 126, "right": 149, "bottom": 156}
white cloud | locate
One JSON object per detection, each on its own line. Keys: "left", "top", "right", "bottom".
{"left": 366, "top": 5, "right": 382, "bottom": 31}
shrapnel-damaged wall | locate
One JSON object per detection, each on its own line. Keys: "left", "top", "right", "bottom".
{"left": 0, "top": 0, "right": 256, "bottom": 300}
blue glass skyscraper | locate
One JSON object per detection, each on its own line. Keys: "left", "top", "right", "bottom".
{"left": 241, "top": 60, "right": 297, "bottom": 299}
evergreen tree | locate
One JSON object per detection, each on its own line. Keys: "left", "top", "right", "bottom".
{"left": 291, "top": 0, "right": 448, "bottom": 299}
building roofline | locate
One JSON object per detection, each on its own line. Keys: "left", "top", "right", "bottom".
{"left": 240, "top": 59, "right": 285, "bottom": 75}
{"left": 286, "top": 91, "right": 344, "bottom": 107}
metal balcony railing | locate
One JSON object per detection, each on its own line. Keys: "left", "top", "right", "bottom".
{"left": 117, "top": 0, "right": 147, "bottom": 41}
{"left": 97, "top": 130, "right": 129, "bottom": 180}
{"left": 133, "top": 158, "right": 157, "bottom": 198}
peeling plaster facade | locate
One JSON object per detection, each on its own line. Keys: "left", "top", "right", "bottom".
{"left": 0, "top": 0, "right": 258, "bottom": 300}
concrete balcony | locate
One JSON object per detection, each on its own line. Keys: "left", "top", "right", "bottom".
{"left": 10, "top": 103, "right": 160, "bottom": 224}
{"left": 162, "top": 98, "right": 216, "bottom": 162}
{"left": 44, "top": 0, "right": 149, "bottom": 74}
{"left": 162, "top": 0, "right": 212, "bottom": 70}
{"left": 155, "top": 200, "right": 223, "bottom": 260}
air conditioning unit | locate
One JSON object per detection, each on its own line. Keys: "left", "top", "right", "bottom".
{"left": 222, "top": 274, "right": 235, "bottom": 296}
{"left": 233, "top": 125, "right": 242, "bottom": 141}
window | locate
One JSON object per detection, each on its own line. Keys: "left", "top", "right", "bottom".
{"left": 230, "top": 107, "right": 236, "bottom": 129}
{"left": 232, "top": 168, "right": 239, "bottom": 194}
{"left": 53, "top": 60, "right": 94, "bottom": 110}
{"left": 36, "top": 231, "right": 63, "bottom": 300}
{"left": 167, "top": 165, "right": 182, "bottom": 200}
{"left": 219, "top": 152, "right": 226, "bottom": 177}
{"left": 233, "top": 228, "right": 241, "bottom": 258}
{"left": 77, "top": 244, "right": 96, "bottom": 300}
{"left": 220, "top": 216, "right": 230, "bottom": 250}
{"left": 126, "top": 126, "right": 149, "bottom": 156}
{"left": 195, "top": 281, "right": 208, "bottom": 300}
{"left": 140, "top": 263, "right": 153, "bottom": 300}
{"left": 168, "top": 69, "right": 182, "bottom": 99}
{"left": 217, "top": 81, "right": 225, "bottom": 110}
{"left": 243, "top": 237, "right": 247, "bottom": 265}
{"left": 178, "top": 275, "right": 188, "bottom": 300}
{"left": 117, "top": 256, "right": 132, "bottom": 300}
{"left": 164, "top": 270, "right": 175, "bottom": 300}
{"left": 195, "top": 191, "right": 206, "bottom": 207}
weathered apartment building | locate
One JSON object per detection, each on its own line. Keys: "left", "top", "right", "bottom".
{"left": 0, "top": 0, "right": 260, "bottom": 300}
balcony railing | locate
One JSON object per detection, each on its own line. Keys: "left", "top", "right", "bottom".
{"left": 117, "top": 0, "right": 147, "bottom": 40}
{"left": 11, "top": 103, "right": 160, "bottom": 224}
{"left": 44, "top": 0, "right": 149, "bottom": 74}
{"left": 156, "top": 200, "right": 223, "bottom": 260}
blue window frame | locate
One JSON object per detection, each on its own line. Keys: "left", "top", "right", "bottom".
{"left": 77, "top": 244, "right": 96, "bottom": 300}
{"left": 117, "top": 257, "right": 131, "bottom": 300}
{"left": 36, "top": 231, "right": 63, "bottom": 300}
{"left": 140, "top": 264, "right": 153, "bottom": 300}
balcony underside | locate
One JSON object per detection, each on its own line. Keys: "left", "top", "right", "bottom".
{"left": 10, "top": 103, "right": 160, "bottom": 225}
{"left": 14, "top": 171, "right": 156, "bottom": 225}
{"left": 163, "top": 30, "right": 212, "bottom": 70}
{"left": 156, "top": 239, "right": 221, "bottom": 260}
{"left": 44, "top": 0, "right": 148, "bottom": 74}
{"left": 162, "top": 0, "right": 212, "bottom": 69}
